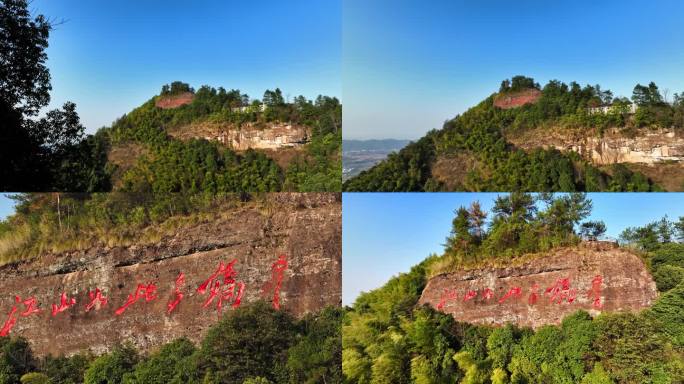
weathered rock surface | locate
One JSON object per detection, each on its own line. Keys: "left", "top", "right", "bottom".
{"left": 418, "top": 242, "right": 658, "bottom": 328}
{"left": 511, "top": 128, "right": 684, "bottom": 165}
{"left": 155, "top": 92, "right": 194, "bottom": 109}
{"left": 170, "top": 122, "right": 310, "bottom": 150}
{"left": 0, "top": 193, "right": 341, "bottom": 357}
{"left": 493, "top": 89, "right": 542, "bottom": 109}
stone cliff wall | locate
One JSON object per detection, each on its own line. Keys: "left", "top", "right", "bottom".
{"left": 418, "top": 242, "right": 658, "bottom": 328}
{"left": 170, "top": 122, "right": 310, "bottom": 150}
{"left": 155, "top": 92, "right": 194, "bottom": 109}
{"left": 493, "top": 89, "right": 542, "bottom": 109}
{"left": 511, "top": 128, "right": 684, "bottom": 165}
{"left": 584, "top": 131, "right": 684, "bottom": 164}
{"left": 0, "top": 193, "right": 341, "bottom": 357}
{"left": 217, "top": 123, "right": 309, "bottom": 150}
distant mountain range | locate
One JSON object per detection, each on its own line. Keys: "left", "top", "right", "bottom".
{"left": 343, "top": 139, "right": 411, "bottom": 151}
{"left": 343, "top": 139, "right": 410, "bottom": 180}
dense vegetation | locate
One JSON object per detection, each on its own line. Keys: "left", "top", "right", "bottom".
{"left": 0, "top": 302, "right": 342, "bottom": 384}
{"left": 0, "top": 193, "right": 274, "bottom": 265}
{"left": 344, "top": 75, "right": 684, "bottom": 192}
{"left": 620, "top": 215, "right": 684, "bottom": 294}
{"left": 343, "top": 193, "right": 684, "bottom": 383}
{"left": 0, "top": 0, "right": 111, "bottom": 191}
{"left": 108, "top": 83, "right": 342, "bottom": 193}
{"left": 433, "top": 193, "right": 595, "bottom": 274}
{"left": 0, "top": 0, "right": 341, "bottom": 192}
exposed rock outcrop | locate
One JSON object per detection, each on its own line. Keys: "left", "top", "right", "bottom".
{"left": 418, "top": 242, "right": 657, "bottom": 328}
{"left": 493, "top": 89, "right": 542, "bottom": 109}
{"left": 0, "top": 193, "right": 341, "bottom": 356}
{"left": 510, "top": 128, "right": 684, "bottom": 165}
{"left": 170, "top": 122, "right": 310, "bottom": 150}
{"left": 155, "top": 92, "right": 194, "bottom": 109}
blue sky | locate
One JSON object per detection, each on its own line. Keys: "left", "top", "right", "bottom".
{"left": 343, "top": 0, "right": 684, "bottom": 139}
{"left": 32, "top": 0, "right": 340, "bottom": 133}
{"left": 0, "top": 195, "right": 17, "bottom": 221}
{"left": 343, "top": 193, "right": 684, "bottom": 305}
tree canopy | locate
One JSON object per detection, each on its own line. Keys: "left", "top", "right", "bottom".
{"left": 0, "top": 0, "right": 111, "bottom": 191}
{"left": 0, "top": 302, "right": 341, "bottom": 384}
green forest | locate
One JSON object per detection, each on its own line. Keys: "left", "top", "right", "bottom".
{"left": 344, "top": 75, "right": 684, "bottom": 192}
{"left": 108, "top": 82, "right": 341, "bottom": 193}
{"left": 0, "top": 0, "right": 341, "bottom": 192}
{"left": 0, "top": 302, "right": 342, "bottom": 384}
{"left": 343, "top": 193, "right": 684, "bottom": 383}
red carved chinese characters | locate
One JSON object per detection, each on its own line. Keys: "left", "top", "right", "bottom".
{"left": 167, "top": 273, "right": 185, "bottom": 314}
{"left": 85, "top": 289, "right": 108, "bottom": 312}
{"left": 115, "top": 283, "right": 157, "bottom": 316}
{"left": 198, "top": 260, "right": 245, "bottom": 313}
{"left": 51, "top": 293, "right": 76, "bottom": 316}
{"left": 586, "top": 275, "right": 603, "bottom": 309}
{"left": 463, "top": 290, "right": 478, "bottom": 302}
{"left": 436, "top": 289, "right": 458, "bottom": 310}
{"left": 498, "top": 287, "right": 522, "bottom": 304}
{"left": 528, "top": 283, "right": 540, "bottom": 305}
{"left": 1, "top": 296, "right": 42, "bottom": 336}
{"left": 19, "top": 296, "right": 41, "bottom": 317}
{"left": 269, "top": 255, "right": 288, "bottom": 310}
{"left": 202, "top": 280, "right": 245, "bottom": 313}
{"left": 198, "top": 260, "right": 238, "bottom": 294}
{"left": 482, "top": 288, "right": 494, "bottom": 300}
{"left": 544, "top": 278, "right": 577, "bottom": 304}
{"left": 0, "top": 299, "right": 19, "bottom": 336}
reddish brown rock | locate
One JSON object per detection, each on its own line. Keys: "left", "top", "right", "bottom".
{"left": 155, "top": 92, "right": 194, "bottom": 109}
{"left": 493, "top": 88, "right": 541, "bottom": 109}
{"left": 0, "top": 193, "right": 341, "bottom": 356}
{"left": 418, "top": 242, "right": 658, "bottom": 328}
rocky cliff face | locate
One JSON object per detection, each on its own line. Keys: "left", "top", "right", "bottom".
{"left": 418, "top": 242, "right": 658, "bottom": 328}
{"left": 155, "top": 92, "right": 194, "bottom": 109}
{"left": 170, "top": 122, "right": 310, "bottom": 150}
{"left": 493, "top": 89, "right": 542, "bottom": 109}
{"left": 510, "top": 128, "right": 684, "bottom": 165}
{"left": 0, "top": 193, "right": 341, "bottom": 357}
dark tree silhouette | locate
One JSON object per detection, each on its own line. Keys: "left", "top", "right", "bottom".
{"left": 0, "top": 0, "right": 110, "bottom": 191}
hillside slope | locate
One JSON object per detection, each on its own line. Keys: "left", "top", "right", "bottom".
{"left": 344, "top": 76, "right": 684, "bottom": 192}
{"left": 102, "top": 82, "right": 342, "bottom": 193}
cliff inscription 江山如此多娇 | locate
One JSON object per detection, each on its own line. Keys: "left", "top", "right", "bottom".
{"left": 0, "top": 193, "right": 341, "bottom": 357}
{"left": 418, "top": 242, "right": 658, "bottom": 328}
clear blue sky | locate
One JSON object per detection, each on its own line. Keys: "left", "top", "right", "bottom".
{"left": 343, "top": 0, "right": 684, "bottom": 140}
{"left": 32, "top": 0, "right": 341, "bottom": 133}
{"left": 343, "top": 193, "right": 684, "bottom": 305}
{"left": 0, "top": 195, "right": 17, "bottom": 221}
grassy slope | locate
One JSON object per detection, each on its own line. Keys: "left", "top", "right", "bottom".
{"left": 0, "top": 194, "right": 277, "bottom": 266}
